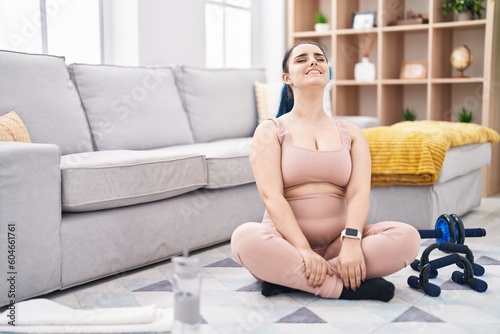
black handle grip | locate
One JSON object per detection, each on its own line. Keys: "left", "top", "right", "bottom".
{"left": 439, "top": 242, "right": 468, "bottom": 253}
{"left": 419, "top": 230, "right": 442, "bottom": 239}
{"left": 423, "top": 282, "right": 441, "bottom": 297}
{"left": 407, "top": 276, "right": 419, "bottom": 288}
{"left": 464, "top": 228, "right": 486, "bottom": 238}
{"left": 428, "top": 254, "right": 459, "bottom": 270}
{"left": 473, "top": 263, "right": 485, "bottom": 276}
{"left": 467, "top": 278, "right": 488, "bottom": 293}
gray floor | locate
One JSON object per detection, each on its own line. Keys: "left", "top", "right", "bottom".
{"left": 42, "top": 194, "right": 500, "bottom": 333}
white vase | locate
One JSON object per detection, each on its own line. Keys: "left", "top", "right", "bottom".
{"left": 354, "top": 57, "right": 376, "bottom": 82}
{"left": 456, "top": 12, "right": 472, "bottom": 21}
{"left": 314, "top": 23, "right": 330, "bottom": 32}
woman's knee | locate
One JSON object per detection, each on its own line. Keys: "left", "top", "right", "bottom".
{"left": 231, "top": 223, "right": 265, "bottom": 261}
{"left": 398, "top": 223, "right": 421, "bottom": 263}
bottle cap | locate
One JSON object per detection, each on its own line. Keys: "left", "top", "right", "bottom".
{"left": 173, "top": 256, "right": 200, "bottom": 276}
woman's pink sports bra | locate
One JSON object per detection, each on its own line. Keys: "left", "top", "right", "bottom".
{"left": 269, "top": 117, "right": 352, "bottom": 191}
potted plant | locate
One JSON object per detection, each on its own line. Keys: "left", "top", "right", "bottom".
{"left": 458, "top": 107, "right": 473, "bottom": 122}
{"left": 314, "top": 12, "right": 330, "bottom": 32}
{"left": 441, "top": 0, "right": 487, "bottom": 20}
{"left": 402, "top": 108, "right": 417, "bottom": 121}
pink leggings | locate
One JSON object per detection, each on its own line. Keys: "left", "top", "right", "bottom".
{"left": 231, "top": 193, "right": 421, "bottom": 298}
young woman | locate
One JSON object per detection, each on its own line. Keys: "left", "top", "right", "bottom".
{"left": 231, "top": 41, "right": 420, "bottom": 302}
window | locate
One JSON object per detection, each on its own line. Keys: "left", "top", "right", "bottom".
{"left": 205, "top": 0, "right": 251, "bottom": 68}
{"left": 0, "top": 0, "right": 102, "bottom": 64}
{"left": 0, "top": 0, "right": 43, "bottom": 53}
{"left": 46, "top": 0, "right": 102, "bottom": 64}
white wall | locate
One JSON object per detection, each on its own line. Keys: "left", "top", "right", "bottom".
{"left": 252, "top": 0, "right": 287, "bottom": 82}
{"left": 102, "top": 0, "right": 139, "bottom": 65}
{"left": 102, "top": 0, "right": 286, "bottom": 79}
{"left": 137, "top": 0, "right": 206, "bottom": 67}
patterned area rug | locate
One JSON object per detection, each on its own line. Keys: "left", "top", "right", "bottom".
{"left": 42, "top": 238, "right": 500, "bottom": 334}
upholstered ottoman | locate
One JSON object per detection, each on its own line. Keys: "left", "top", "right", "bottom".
{"left": 364, "top": 121, "right": 499, "bottom": 229}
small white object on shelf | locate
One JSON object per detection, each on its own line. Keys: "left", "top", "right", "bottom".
{"left": 314, "top": 23, "right": 330, "bottom": 32}
{"left": 354, "top": 57, "right": 376, "bottom": 82}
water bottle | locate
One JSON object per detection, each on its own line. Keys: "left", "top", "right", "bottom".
{"left": 172, "top": 256, "right": 202, "bottom": 333}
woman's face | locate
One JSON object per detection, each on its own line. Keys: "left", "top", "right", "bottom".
{"left": 283, "top": 43, "right": 329, "bottom": 89}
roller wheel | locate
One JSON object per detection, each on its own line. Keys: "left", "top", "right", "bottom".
{"left": 435, "top": 214, "right": 456, "bottom": 244}
{"left": 450, "top": 214, "right": 465, "bottom": 245}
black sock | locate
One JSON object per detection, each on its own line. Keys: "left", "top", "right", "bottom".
{"left": 261, "top": 281, "right": 296, "bottom": 297}
{"left": 339, "top": 277, "right": 395, "bottom": 302}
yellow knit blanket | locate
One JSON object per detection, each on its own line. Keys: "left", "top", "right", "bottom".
{"left": 363, "top": 121, "right": 500, "bottom": 186}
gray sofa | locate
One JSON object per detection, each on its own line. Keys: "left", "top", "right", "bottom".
{"left": 0, "top": 50, "right": 266, "bottom": 306}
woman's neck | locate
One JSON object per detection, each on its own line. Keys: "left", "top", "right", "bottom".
{"left": 289, "top": 87, "right": 326, "bottom": 120}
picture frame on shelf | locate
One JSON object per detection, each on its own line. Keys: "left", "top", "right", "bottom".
{"left": 352, "top": 11, "right": 377, "bottom": 30}
{"left": 400, "top": 61, "right": 427, "bottom": 79}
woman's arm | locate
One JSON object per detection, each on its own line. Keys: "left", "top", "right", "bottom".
{"left": 250, "top": 120, "right": 333, "bottom": 286}
{"left": 336, "top": 123, "right": 372, "bottom": 290}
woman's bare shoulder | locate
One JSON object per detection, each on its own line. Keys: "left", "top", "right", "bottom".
{"left": 254, "top": 118, "right": 279, "bottom": 136}
{"left": 251, "top": 118, "right": 281, "bottom": 148}
{"left": 343, "top": 121, "right": 365, "bottom": 138}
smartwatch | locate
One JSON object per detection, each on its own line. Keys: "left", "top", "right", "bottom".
{"left": 341, "top": 228, "right": 362, "bottom": 241}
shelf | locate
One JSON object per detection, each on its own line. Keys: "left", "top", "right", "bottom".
{"left": 432, "top": 19, "right": 487, "bottom": 30}
{"left": 381, "top": 25, "right": 429, "bottom": 32}
{"left": 293, "top": 31, "right": 332, "bottom": 38}
{"left": 334, "top": 80, "right": 377, "bottom": 86}
{"left": 382, "top": 79, "right": 428, "bottom": 85}
{"left": 431, "top": 78, "right": 484, "bottom": 84}
{"left": 336, "top": 28, "right": 378, "bottom": 35}
{"left": 288, "top": 0, "right": 499, "bottom": 195}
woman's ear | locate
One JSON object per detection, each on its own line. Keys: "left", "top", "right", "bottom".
{"left": 282, "top": 72, "right": 292, "bottom": 85}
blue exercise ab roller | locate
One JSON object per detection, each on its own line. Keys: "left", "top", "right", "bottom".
{"left": 417, "top": 214, "right": 486, "bottom": 245}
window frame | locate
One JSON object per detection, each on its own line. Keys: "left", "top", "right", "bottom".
{"left": 206, "top": 0, "right": 251, "bottom": 68}
{"left": 38, "top": 0, "right": 104, "bottom": 63}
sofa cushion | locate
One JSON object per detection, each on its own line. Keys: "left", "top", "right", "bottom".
{"left": 0, "top": 50, "right": 93, "bottom": 154}
{"left": 69, "top": 64, "right": 194, "bottom": 151}
{"left": 155, "top": 137, "right": 254, "bottom": 189}
{"left": 0, "top": 111, "right": 31, "bottom": 142}
{"left": 60, "top": 150, "right": 207, "bottom": 212}
{"left": 173, "top": 66, "right": 266, "bottom": 143}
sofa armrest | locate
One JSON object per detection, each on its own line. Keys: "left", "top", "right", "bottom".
{"left": 0, "top": 142, "right": 62, "bottom": 306}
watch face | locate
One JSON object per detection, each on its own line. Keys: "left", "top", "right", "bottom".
{"left": 345, "top": 228, "right": 358, "bottom": 236}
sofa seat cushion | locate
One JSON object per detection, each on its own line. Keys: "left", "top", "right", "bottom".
{"left": 0, "top": 50, "right": 93, "bottom": 154}
{"left": 155, "top": 137, "right": 254, "bottom": 189}
{"left": 69, "top": 64, "right": 194, "bottom": 151}
{"left": 61, "top": 150, "right": 207, "bottom": 212}
{"left": 173, "top": 66, "right": 266, "bottom": 143}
